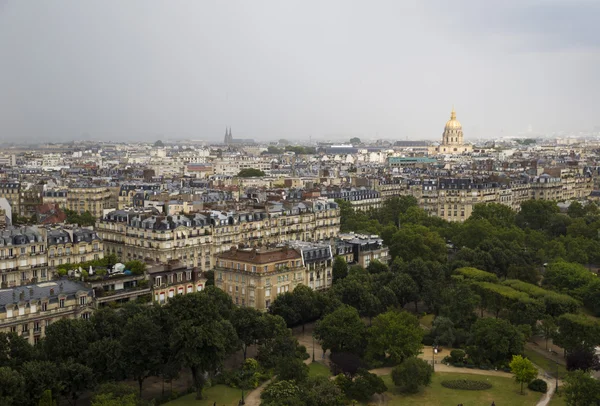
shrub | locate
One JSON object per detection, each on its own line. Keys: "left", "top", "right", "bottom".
{"left": 441, "top": 379, "right": 492, "bottom": 390}
{"left": 450, "top": 349, "right": 465, "bottom": 363}
{"left": 528, "top": 379, "right": 548, "bottom": 393}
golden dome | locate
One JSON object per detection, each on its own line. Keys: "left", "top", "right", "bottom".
{"left": 444, "top": 107, "right": 462, "bottom": 130}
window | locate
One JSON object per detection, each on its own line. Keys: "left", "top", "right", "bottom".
{"left": 79, "top": 296, "right": 86, "bottom": 305}
{"left": 42, "top": 302, "right": 47, "bottom": 311}
{"left": 22, "top": 324, "right": 28, "bottom": 333}
{"left": 265, "top": 288, "right": 271, "bottom": 297}
{"left": 265, "top": 299, "right": 271, "bottom": 308}
{"left": 186, "top": 271, "right": 192, "bottom": 281}
{"left": 81, "top": 313, "right": 90, "bottom": 320}
{"left": 252, "top": 266, "right": 256, "bottom": 272}
{"left": 59, "top": 299, "right": 65, "bottom": 308}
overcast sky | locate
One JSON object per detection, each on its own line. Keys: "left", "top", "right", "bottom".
{"left": 0, "top": 0, "right": 598, "bottom": 143}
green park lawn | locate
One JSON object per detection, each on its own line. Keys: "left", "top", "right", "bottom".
{"left": 524, "top": 348, "right": 567, "bottom": 379}
{"left": 164, "top": 384, "right": 243, "bottom": 406}
{"left": 377, "top": 372, "right": 543, "bottom": 406}
{"left": 308, "top": 361, "right": 331, "bottom": 378}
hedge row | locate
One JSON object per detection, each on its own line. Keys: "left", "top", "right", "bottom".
{"left": 454, "top": 267, "right": 499, "bottom": 283}
{"left": 503, "top": 279, "right": 580, "bottom": 317}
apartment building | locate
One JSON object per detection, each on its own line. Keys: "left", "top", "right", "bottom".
{"left": 213, "top": 156, "right": 272, "bottom": 176}
{"left": 287, "top": 241, "right": 333, "bottom": 291}
{"left": 338, "top": 233, "right": 390, "bottom": 268}
{"left": 46, "top": 228, "right": 103, "bottom": 268}
{"left": 97, "top": 199, "right": 340, "bottom": 270}
{"left": 67, "top": 185, "right": 114, "bottom": 217}
{"left": 148, "top": 262, "right": 207, "bottom": 305}
{"left": 215, "top": 246, "right": 304, "bottom": 310}
{"left": 323, "top": 187, "right": 382, "bottom": 211}
{"left": 0, "top": 279, "right": 94, "bottom": 345}
{"left": 373, "top": 173, "right": 592, "bottom": 222}
{"left": 42, "top": 190, "right": 68, "bottom": 209}
{"left": 0, "top": 227, "right": 49, "bottom": 288}
{"left": 0, "top": 182, "right": 21, "bottom": 218}
{"left": 20, "top": 185, "right": 43, "bottom": 218}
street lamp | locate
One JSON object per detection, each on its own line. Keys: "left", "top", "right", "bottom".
{"left": 312, "top": 334, "right": 315, "bottom": 362}
{"left": 555, "top": 360, "right": 559, "bottom": 391}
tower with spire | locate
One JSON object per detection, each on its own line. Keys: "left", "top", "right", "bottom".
{"left": 224, "top": 127, "right": 233, "bottom": 145}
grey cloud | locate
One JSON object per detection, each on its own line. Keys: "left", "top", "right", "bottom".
{"left": 0, "top": 0, "right": 598, "bottom": 143}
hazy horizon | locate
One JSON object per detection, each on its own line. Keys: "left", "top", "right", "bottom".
{"left": 1, "top": 1, "right": 599, "bottom": 143}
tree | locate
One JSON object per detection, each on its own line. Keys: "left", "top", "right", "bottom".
{"left": 237, "top": 168, "right": 266, "bottom": 177}
{"left": 467, "top": 318, "right": 524, "bottom": 365}
{"left": 431, "top": 316, "right": 456, "bottom": 347}
{"left": 539, "top": 316, "right": 557, "bottom": 351}
{"left": 329, "top": 352, "right": 366, "bottom": 377}
{"left": 314, "top": 305, "right": 366, "bottom": 356}
{"left": 566, "top": 347, "right": 600, "bottom": 372}
{"left": 153, "top": 140, "right": 164, "bottom": 147}
{"left": 301, "top": 376, "right": 346, "bottom": 406}
{"left": 332, "top": 256, "right": 348, "bottom": 283}
{"left": 388, "top": 225, "right": 447, "bottom": 263}
{"left": 121, "top": 312, "right": 164, "bottom": 397}
{"left": 554, "top": 313, "right": 600, "bottom": 355}
{"left": 293, "top": 284, "right": 319, "bottom": 332}
{"left": 563, "top": 370, "right": 600, "bottom": 406}
{"left": 268, "top": 292, "right": 300, "bottom": 327}
{"left": 439, "top": 280, "right": 479, "bottom": 329}
{"left": 170, "top": 319, "right": 237, "bottom": 399}
{"left": 91, "top": 308, "right": 124, "bottom": 340}
{"left": 366, "top": 260, "right": 389, "bottom": 275}
{"left": 567, "top": 201, "right": 586, "bottom": 218}
{"left": 44, "top": 318, "right": 94, "bottom": 364}
{"left": 0, "top": 366, "right": 24, "bottom": 406}
{"left": 204, "top": 270, "right": 215, "bottom": 286}
{"left": 509, "top": 355, "right": 538, "bottom": 394}
{"left": 86, "top": 338, "right": 126, "bottom": 382}
{"left": 366, "top": 310, "right": 424, "bottom": 365}
{"left": 516, "top": 200, "right": 560, "bottom": 231}
{"left": 0, "top": 332, "right": 35, "bottom": 369}
{"left": 21, "top": 361, "right": 61, "bottom": 406}
{"left": 391, "top": 357, "right": 433, "bottom": 393}
{"left": 388, "top": 272, "right": 419, "bottom": 307}
{"left": 275, "top": 357, "right": 309, "bottom": 382}
{"left": 349, "top": 137, "right": 361, "bottom": 145}
{"left": 470, "top": 202, "right": 516, "bottom": 228}
{"left": 543, "top": 261, "right": 595, "bottom": 293}
{"left": 231, "top": 306, "right": 263, "bottom": 360}
{"left": 38, "top": 390, "right": 57, "bottom": 406}
{"left": 59, "top": 360, "right": 94, "bottom": 405}
{"left": 335, "top": 369, "right": 386, "bottom": 402}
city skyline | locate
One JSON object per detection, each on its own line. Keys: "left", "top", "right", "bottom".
{"left": 1, "top": 0, "right": 599, "bottom": 143}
